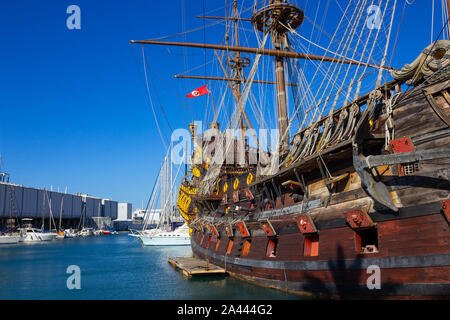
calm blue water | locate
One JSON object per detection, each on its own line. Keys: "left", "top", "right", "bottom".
{"left": 0, "top": 233, "right": 299, "bottom": 300}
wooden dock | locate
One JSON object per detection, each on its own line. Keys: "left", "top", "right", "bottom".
{"left": 168, "top": 257, "right": 228, "bottom": 278}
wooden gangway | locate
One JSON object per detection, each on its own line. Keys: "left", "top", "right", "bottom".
{"left": 168, "top": 257, "right": 228, "bottom": 278}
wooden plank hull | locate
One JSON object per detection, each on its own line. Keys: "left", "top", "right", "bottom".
{"left": 191, "top": 211, "right": 450, "bottom": 299}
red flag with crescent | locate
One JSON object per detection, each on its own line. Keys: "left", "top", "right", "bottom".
{"left": 186, "top": 85, "right": 211, "bottom": 98}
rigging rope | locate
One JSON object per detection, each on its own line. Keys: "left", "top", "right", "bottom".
{"left": 197, "top": 32, "right": 269, "bottom": 195}
{"left": 141, "top": 45, "right": 169, "bottom": 149}
{"left": 272, "top": 0, "right": 354, "bottom": 158}
{"left": 377, "top": 0, "right": 398, "bottom": 87}
{"left": 277, "top": 0, "right": 398, "bottom": 166}
{"left": 142, "top": 160, "right": 163, "bottom": 230}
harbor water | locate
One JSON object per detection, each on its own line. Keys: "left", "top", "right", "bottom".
{"left": 0, "top": 233, "right": 299, "bottom": 300}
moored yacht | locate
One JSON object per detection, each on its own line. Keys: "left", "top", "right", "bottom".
{"left": 19, "top": 219, "right": 56, "bottom": 242}
{"left": 0, "top": 233, "right": 23, "bottom": 244}
{"left": 78, "top": 227, "right": 94, "bottom": 237}
{"left": 64, "top": 228, "right": 78, "bottom": 238}
{"left": 134, "top": 223, "right": 190, "bottom": 246}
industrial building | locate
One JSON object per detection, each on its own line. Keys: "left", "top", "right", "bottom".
{"left": 0, "top": 181, "right": 127, "bottom": 230}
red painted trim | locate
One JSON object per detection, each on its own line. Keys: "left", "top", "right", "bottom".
{"left": 261, "top": 220, "right": 276, "bottom": 237}
{"left": 296, "top": 215, "right": 317, "bottom": 234}
{"left": 345, "top": 209, "right": 374, "bottom": 229}
{"left": 389, "top": 137, "right": 415, "bottom": 177}
{"left": 236, "top": 221, "right": 250, "bottom": 238}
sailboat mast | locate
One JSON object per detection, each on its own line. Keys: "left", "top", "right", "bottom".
{"left": 42, "top": 189, "right": 46, "bottom": 230}
{"left": 49, "top": 194, "right": 52, "bottom": 231}
{"left": 9, "top": 186, "right": 13, "bottom": 220}
{"left": 59, "top": 196, "right": 63, "bottom": 230}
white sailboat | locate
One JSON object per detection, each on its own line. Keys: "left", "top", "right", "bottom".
{"left": 131, "top": 146, "right": 190, "bottom": 246}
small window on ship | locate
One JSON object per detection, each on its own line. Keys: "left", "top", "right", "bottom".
{"left": 242, "top": 239, "right": 251, "bottom": 256}
{"left": 206, "top": 235, "right": 212, "bottom": 249}
{"left": 265, "top": 238, "right": 278, "bottom": 258}
{"left": 303, "top": 234, "right": 319, "bottom": 257}
{"left": 355, "top": 228, "right": 379, "bottom": 254}
{"left": 226, "top": 239, "right": 233, "bottom": 254}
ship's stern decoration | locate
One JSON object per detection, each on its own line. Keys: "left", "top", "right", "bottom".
{"left": 177, "top": 184, "right": 197, "bottom": 223}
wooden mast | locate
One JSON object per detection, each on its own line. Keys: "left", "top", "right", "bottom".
{"left": 250, "top": 0, "right": 306, "bottom": 158}
{"left": 273, "top": 0, "right": 289, "bottom": 158}
{"left": 173, "top": 74, "right": 299, "bottom": 86}
{"left": 233, "top": 0, "right": 245, "bottom": 132}
{"left": 227, "top": 0, "right": 249, "bottom": 165}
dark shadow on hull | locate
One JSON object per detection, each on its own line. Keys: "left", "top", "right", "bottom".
{"left": 302, "top": 245, "right": 399, "bottom": 299}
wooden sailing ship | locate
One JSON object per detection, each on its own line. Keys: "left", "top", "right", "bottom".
{"left": 132, "top": 0, "right": 450, "bottom": 298}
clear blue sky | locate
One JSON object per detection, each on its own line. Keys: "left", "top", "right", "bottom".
{"left": 0, "top": 0, "right": 443, "bottom": 210}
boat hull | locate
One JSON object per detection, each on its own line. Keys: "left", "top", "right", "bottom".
{"left": 0, "top": 235, "right": 22, "bottom": 244}
{"left": 191, "top": 212, "right": 450, "bottom": 299}
{"left": 23, "top": 232, "right": 56, "bottom": 242}
{"left": 138, "top": 235, "right": 190, "bottom": 246}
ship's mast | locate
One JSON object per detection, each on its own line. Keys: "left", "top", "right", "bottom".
{"left": 130, "top": 0, "right": 396, "bottom": 160}
{"left": 233, "top": 0, "right": 244, "bottom": 131}
{"left": 273, "top": 0, "right": 289, "bottom": 158}
{"left": 252, "top": 0, "right": 305, "bottom": 158}
{"left": 229, "top": 0, "right": 250, "bottom": 162}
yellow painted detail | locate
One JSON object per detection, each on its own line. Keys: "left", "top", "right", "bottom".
{"left": 285, "top": 156, "right": 293, "bottom": 167}
{"left": 246, "top": 172, "right": 253, "bottom": 185}
{"left": 233, "top": 178, "right": 239, "bottom": 190}
{"left": 193, "top": 167, "right": 201, "bottom": 177}
{"left": 215, "top": 183, "right": 220, "bottom": 195}
{"left": 223, "top": 182, "right": 228, "bottom": 192}
{"left": 176, "top": 184, "right": 198, "bottom": 223}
